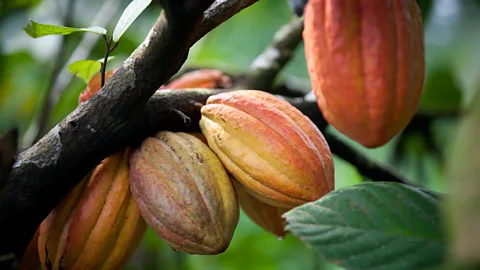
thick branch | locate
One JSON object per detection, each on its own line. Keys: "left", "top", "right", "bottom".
{"left": 0, "top": 1, "right": 216, "bottom": 266}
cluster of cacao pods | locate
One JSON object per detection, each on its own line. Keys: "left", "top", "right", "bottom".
{"left": 22, "top": 0, "right": 426, "bottom": 265}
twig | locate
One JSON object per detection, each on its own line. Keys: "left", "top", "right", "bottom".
{"left": 238, "top": 16, "right": 304, "bottom": 90}
{"left": 100, "top": 35, "right": 119, "bottom": 87}
{"left": 0, "top": 1, "right": 258, "bottom": 267}
{"left": 323, "top": 132, "right": 412, "bottom": 185}
{"left": 196, "top": 0, "right": 260, "bottom": 42}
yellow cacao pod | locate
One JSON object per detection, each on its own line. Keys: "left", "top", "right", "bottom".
{"left": 189, "top": 132, "right": 209, "bottom": 145}
{"left": 234, "top": 181, "right": 289, "bottom": 238}
{"left": 38, "top": 149, "right": 147, "bottom": 270}
{"left": 303, "top": 0, "right": 425, "bottom": 148}
{"left": 200, "top": 90, "right": 334, "bottom": 208}
{"left": 129, "top": 131, "right": 239, "bottom": 255}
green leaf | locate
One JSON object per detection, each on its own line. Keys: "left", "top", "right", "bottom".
{"left": 68, "top": 60, "right": 101, "bottom": 84}
{"left": 68, "top": 57, "right": 115, "bottom": 84}
{"left": 23, "top": 20, "right": 106, "bottom": 38}
{"left": 284, "top": 182, "right": 446, "bottom": 270}
{"left": 112, "top": 0, "right": 152, "bottom": 42}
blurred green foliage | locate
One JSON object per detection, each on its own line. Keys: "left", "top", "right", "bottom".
{"left": 1, "top": 0, "right": 480, "bottom": 269}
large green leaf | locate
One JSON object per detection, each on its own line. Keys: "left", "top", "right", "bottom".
{"left": 23, "top": 20, "right": 106, "bottom": 38}
{"left": 284, "top": 182, "right": 445, "bottom": 270}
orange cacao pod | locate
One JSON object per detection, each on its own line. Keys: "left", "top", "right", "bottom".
{"left": 200, "top": 90, "right": 334, "bottom": 208}
{"left": 129, "top": 131, "right": 239, "bottom": 254}
{"left": 78, "top": 69, "right": 116, "bottom": 104}
{"left": 18, "top": 227, "right": 40, "bottom": 270}
{"left": 38, "top": 149, "right": 147, "bottom": 270}
{"left": 303, "top": 0, "right": 425, "bottom": 148}
{"left": 159, "top": 69, "right": 232, "bottom": 90}
{"left": 234, "top": 181, "right": 289, "bottom": 237}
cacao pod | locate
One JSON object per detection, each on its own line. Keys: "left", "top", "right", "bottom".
{"left": 38, "top": 149, "right": 147, "bottom": 270}
{"left": 78, "top": 69, "right": 116, "bottom": 104}
{"left": 129, "top": 131, "right": 239, "bottom": 255}
{"left": 234, "top": 180, "right": 289, "bottom": 237}
{"left": 159, "top": 69, "right": 232, "bottom": 90}
{"left": 303, "top": 0, "right": 425, "bottom": 148}
{"left": 189, "top": 132, "right": 209, "bottom": 145}
{"left": 199, "top": 90, "right": 334, "bottom": 208}
{"left": 18, "top": 227, "right": 40, "bottom": 270}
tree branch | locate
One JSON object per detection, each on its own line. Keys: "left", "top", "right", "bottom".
{"left": 0, "top": 1, "right": 222, "bottom": 266}
{"left": 196, "top": 0, "right": 260, "bottom": 42}
{"left": 236, "top": 16, "right": 304, "bottom": 90}
{"left": 323, "top": 132, "right": 413, "bottom": 185}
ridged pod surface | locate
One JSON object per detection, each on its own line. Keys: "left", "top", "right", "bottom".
{"left": 129, "top": 131, "right": 239, "bottom": 255}
{"left": 38, "top": 149, "right": 147, "bottom": 270}
{"left": 200, "top": 90, "right": 334, "bottom": 208}
{"left": 234, "top": 181, "right": 289, "bottom": 237}
{"left": 303, "top": 0, "right": 425, "bottom": 148}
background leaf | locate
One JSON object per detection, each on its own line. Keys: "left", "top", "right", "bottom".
{"left": 445, "top": 86, "right": 480, "bottom": 268}
{"left": 68, "top": 60, "right": 102, "bottom": 84}
{"left": 284, "top": 182, "right": 446, "bottom": 270}
{"left": 23, "top": 20, "right": 106, "bottom": 38}
{"left": 68, "top": 57, "right": 115, "bottom": 84}
{"left": 112, "top": 0, "right": 152, "bottom": 42}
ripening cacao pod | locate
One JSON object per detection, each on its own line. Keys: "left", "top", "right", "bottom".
{"left": 200, "top": 90, "right": 334, "bottom": 209}
{"left": 78, "top": 69, "right": 116, "bottom": 104}
{"left": 129, "top": 131, "right": 239, "bottom": 255}
{"left": 303, "top": 0, "right": 425, "bottom": 148}
{"left": 234, "top": 181, "right": 289, "bottom": 237}
{"left": 159, "top": 69, "right": 232, "bottom": 90}
{"left": 189, "top": 132, "right": 209, "bottom": 145}
{"left": 38, "top": 149, "right": 147, "bottom": 270}
{"left": 18, "top": 227, "right": 40, "bottom": 270}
